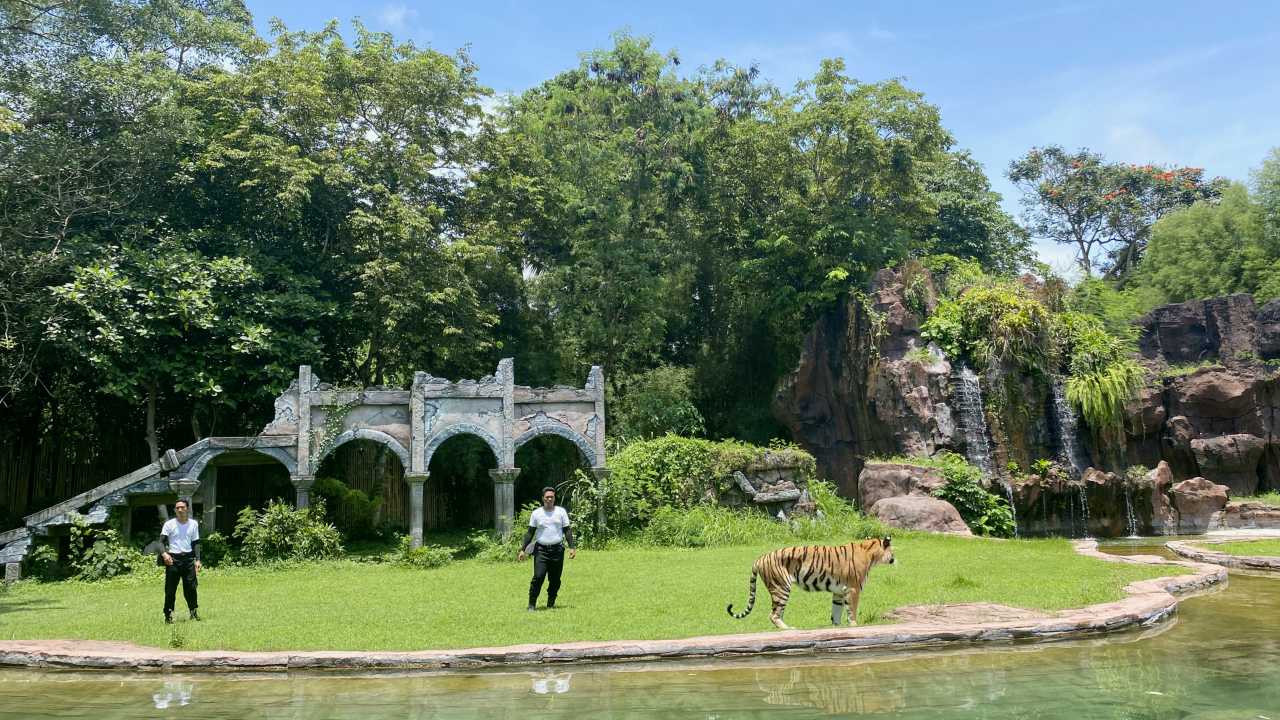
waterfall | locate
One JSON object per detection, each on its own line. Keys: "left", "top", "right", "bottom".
{"left": 1052, "top": 382, "right": 1086, "bottom": 478}
{"left": 1124, "top": 483, "right": 1139, "bottom": 538}
{"left": 953, "top": 365, "right": 995, "bottom": 478}
{"left": 1003, "top": 480, "right": 1019, "bottom": 538}
{"left": 1077, "top": 484, "right": 1092, "bottom": 538}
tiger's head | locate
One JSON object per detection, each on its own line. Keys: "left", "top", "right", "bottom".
{"left": 877, "top": 536, "right": 895, "bottom": 565}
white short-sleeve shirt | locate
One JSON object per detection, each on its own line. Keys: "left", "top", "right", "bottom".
{"left": 161, "top": 518, "right": 200, "bottom": 554}
{"left": 528, "top": 506, "right": 571, "bottom": 546}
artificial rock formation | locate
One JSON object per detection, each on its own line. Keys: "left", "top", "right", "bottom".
{"left": 775, "top": 267, "right": 1280, "bottom": 536}
{"left": 868, "top": 495, "right": 971, "bottom": 535}
{"left": 856, "top": 462, "right": 945, "bottom": 511}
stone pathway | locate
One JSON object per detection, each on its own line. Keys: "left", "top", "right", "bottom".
{"left": 0, "top": 541, "right": 1226, "bottom": 673}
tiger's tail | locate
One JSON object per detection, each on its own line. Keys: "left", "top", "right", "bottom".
{"left": 727, "top": 567, "right": 759, "bottom": 619}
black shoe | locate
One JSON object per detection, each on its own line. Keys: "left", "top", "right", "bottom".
{"left": 527, "top": 604, "right": 536, "bottom": 611}
{"left": 165, "top": 614, "right": 173, "bottom": 625}
{"left": 547, "top": 600, "right": 556, "bottom": 609}
{"left": 189, "top": 610, "right": 201, "bottom": 621}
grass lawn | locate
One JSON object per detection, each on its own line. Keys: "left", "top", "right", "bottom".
{"left": 1234, "top": 491, "right": 1280, "bottom": 507}
{"left": 0, "top": 534, "right": 1179, "bottom": 652}
{"left": 1195, "top": 539, "right": 1280, "bottom": 557}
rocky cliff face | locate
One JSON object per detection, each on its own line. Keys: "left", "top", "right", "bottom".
{"left": 1122, "top": 295, "right": 1280, "bottom": 495}
{"left": 774, "top": 270, "right": 1280, "bottom": 526}
{"left": 772, "top": 268, "right": 956, "bottom": 497}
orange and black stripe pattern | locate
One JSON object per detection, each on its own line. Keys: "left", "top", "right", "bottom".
{"left": 727, "top": 537, "right": 895, "bottom": 630}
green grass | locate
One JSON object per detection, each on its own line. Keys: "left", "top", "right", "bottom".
{"left": 0, "top": 534, "right": 1179, "bottom": 652}
{"left": 1234, "top": 491, "right": 1280, "bottom": 507}
{"left": 1195, "top": 539, "right": 1280, "bottom": 557}
{"left": 1159, "top": 361, "right": 1223, "bottom": 379}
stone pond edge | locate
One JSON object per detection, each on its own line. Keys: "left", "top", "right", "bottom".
{"left": 1167, "top": 539, "right": 1280, "bottom": 572}
{"left": 0, "top": 541, "right": 1227, "bottom": 673}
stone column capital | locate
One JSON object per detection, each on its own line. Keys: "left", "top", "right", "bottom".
{"left": 168, "top": 476, "right": 200, "bottom": 501}
{"left": 590, "top": 467, "right": 612, "bottom": 479}
{"left": 405, "top": 472, "right": 429, "bottom": 485}
{"left": 488, "top": 468, "right": 521, "bottom": 484}
{"left": 290, "top": 474, "right": 315, "bottom": 490}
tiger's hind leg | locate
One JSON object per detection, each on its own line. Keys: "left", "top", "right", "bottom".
{"left": 767, "top": 580, "right": 793, "bottom": 630}
{"left": 845, "top": 587, "right": 861, "bottom": 626}
{"left": 830, "top": 592, "right": 846, "bottom": 626}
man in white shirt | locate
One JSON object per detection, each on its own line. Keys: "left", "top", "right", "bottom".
{"left": 159, "top": 499, "right": 202, "bottom": 624}
{"left": 517, "top": 487, "right": 576, "bottom": 610}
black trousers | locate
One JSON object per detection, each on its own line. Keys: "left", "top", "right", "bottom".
{"left": 164, "top": 553, "right": 198, "bottom": 616}
{"left": 528, "top": 543, "right": 565, "bottom": 607}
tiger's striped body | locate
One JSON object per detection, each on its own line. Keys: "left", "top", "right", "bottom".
{"left": 727, "top": 537, "right": 895, "bottom": 629}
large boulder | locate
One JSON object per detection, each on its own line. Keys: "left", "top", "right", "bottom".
{"left": 1190, "top": 434, "right": 1267, "bottom": 495}
{"left": 1144, "top": 461, "right": 1177, "bottom": 533}
{"left": 1170, "top": 477, "right": 1230, "bottom": 533}
{"left": 856, "top": 462, "right": 945, "bottom": 510}
{"left": 869, "top": 495, "right": 971, "bottom": 535}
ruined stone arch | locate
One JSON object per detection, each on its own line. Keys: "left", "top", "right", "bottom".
{"left": 185, "top": 446, "right": 298, "bottom": 482}
{"left": 423, "top": 423, "right": 503, "bottom": 469}
{"left": 314, "top": 428, "right": 411, "bottom": 472}
{"left": 513, "top": 425, "right": 598, "bottom": 468}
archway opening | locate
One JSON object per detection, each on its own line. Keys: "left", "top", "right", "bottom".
{"left": 514, "top": 434, "right": 593, "bottom": 517}
{"left": 198, "top": 451, "right": 294, "bottom": 536}
{"left": 426, "top": 434, "right": 498, "bottom": 531}
{"left": 314, "top": 439, "right": 407, "bottom": 541}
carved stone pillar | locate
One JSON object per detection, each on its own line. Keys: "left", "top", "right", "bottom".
{"left": 591, "top": 467, "right": 612, "bottom": 532}
{"left": 489, "top": 468, "right": 521, "bottom": 539}
{"left": 406, "top": 473, "right": 428, "bottom": 548}
{"left": 201, "top": 466, "right": 218, "bottom": 532}
{"left": 291, "top": 474, "right": 315, "bottom": 509}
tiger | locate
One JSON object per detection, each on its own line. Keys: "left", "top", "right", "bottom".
{"left": 727, "top": 537, "right": 895, "bottom": 630}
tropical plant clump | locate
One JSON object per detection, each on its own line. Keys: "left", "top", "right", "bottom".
{"left": 233, "top": 500, "right": 343, "bottom": 564}
{"left": 880, "top": 451, "right": 1015, "bottom": 538}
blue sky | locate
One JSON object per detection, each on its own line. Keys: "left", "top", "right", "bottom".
{"left": 245, "top": 1, "right": 1280, "bottom": 273}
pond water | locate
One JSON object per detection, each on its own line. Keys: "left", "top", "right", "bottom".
{"left": 2, "top": 541, "right": 1277, "bottom": 719}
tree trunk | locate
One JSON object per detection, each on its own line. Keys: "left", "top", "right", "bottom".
{"left": 146, "top": 383, "right": 168, "bottom": 521}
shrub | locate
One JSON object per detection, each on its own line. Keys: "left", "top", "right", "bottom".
{"left": 67, "top": 513, "right": 147, "bottom": 581}
{"left": 395, "top": 535, "right": 455, "bottom": 569}
{"left": 25, "top": 544, "right": 62, "bottom": 581}
{"left": 233, "top": 500, "right": 343, "bottom": 564}
{"left": 464, "top": 529, "right": 523, "bottom": 563}
{"left": 312, "top": 477, "right": 382, "bottom": 541}
{"left": 639, "top": 487, "right": 885, "bottom": 548}
{"left": 880, "top": 451, "right": 1014, "bottom": 538}
{"left": 921, "top": 284, "right": 1053, "bottom": 372}
{"left": 603, "top": 436, "right": 817, "bottom": 533}
{"left": 200, "top": 531, "right": 231, "bottom": 567}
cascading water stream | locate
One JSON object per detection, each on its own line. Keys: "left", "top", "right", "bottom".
{"left": 1052, "top": 381, "right": 1086, "bottom": 478}
{"left": 1003, "top": 480, "right": 1019, "bottom": 538}
{"left": 1124, "top": 483, "right": 1139, "bottom": 538}
{"left": 1077, "top": 484, "right": 1091, "bottom": 538}
{"left": 953, "top": 365, "right": 995, "bottom": 478}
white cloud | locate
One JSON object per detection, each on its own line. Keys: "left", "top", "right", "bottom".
{"left": 868, "top": 24, "right": 896, "bottom": 42}
{"left": 378, "top": 3, "right": 416, "bottom": 31}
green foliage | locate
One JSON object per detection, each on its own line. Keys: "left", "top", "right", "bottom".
{"left": 1066, "top": 279, "right": 1163, "bottom": 340}
{"left": 395, "top": 535, "right": 456, "bottom": 569}
{"left": 921, "top": 284, "right": 1053, "bottom": 371}
{"left": 67, "top": 513, "right": 147, "bottom": 581}
{"left": 463, "top": 529, "right": 524, "bottom": 563}
{"left": 25, "top": 545, "right": 63, "bottom": 582}
{"left": 232, "top": 500, "right": 343, "bottom": 564}
{"left": 603, "top": 436, "right": 816, "bottom": 532}
{"left": 1137, "top": 183, "right": 1276, "bottom": 302}
{"left": 200, "top": 531, "right": 231, "bottom": 568}
{"left": 639, "top": 481, "right": 884, "bottom": 548}
{"left": 312, "top": 477, "right": 382, "bottom": 541}
{"left": 1065, "top": 359, "right": 1145, "bottom": 437}
{"left": 1160, "top": 361, "right": 1224, "bottom": 379}
{"left": 610, "top": 365, "right": 706, "bottom": 439}
{"left": 881, "top": 451, "right": 1014, "bottom": 538}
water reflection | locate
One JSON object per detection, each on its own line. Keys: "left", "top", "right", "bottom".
{"left": 152, "top": 679, "right": 195, "bottom": 709}
{"left": 2, "top": 543, "right": 1278, "bottom": 719}
{"left": 531, "top": 672, "right": 572, "bottom": 695}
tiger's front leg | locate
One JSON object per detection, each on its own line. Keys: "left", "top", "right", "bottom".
{"left": 830, "top": 593, "right": 846, "bottom": 626}
{"left": 845, "top": 588, "right": 861, "bottom": 626}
